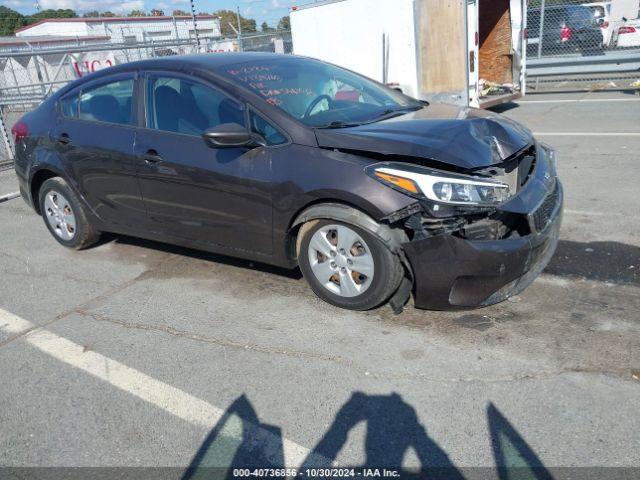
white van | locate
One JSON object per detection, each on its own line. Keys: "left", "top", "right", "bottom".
{"left": 290, "top": 0, "right": 527, "bottom": 109}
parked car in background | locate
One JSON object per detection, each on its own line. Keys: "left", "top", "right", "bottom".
{"left": 582, "top": 1, "right": 614, "bottom": 47}
{"left": 614, "top": 16, "right": 640, "bottom": 48}
{"left": 527, "top": 5, "right": 604, "bottom": 56}
{"left": 12, "top": 53, "right": 562, "bottom": 312}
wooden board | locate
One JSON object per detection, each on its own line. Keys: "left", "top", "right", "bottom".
{"left": 478, "top": 0, "right": 513, "bottom": 85}
{"left": 417, "top": 0, "right": 467, "bottom": 94}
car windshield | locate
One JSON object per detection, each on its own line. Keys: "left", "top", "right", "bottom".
{"left": 217, "top": 56, "right": 423, "bottom": 128}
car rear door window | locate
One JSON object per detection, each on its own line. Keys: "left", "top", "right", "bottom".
{"left": 147, "top": 76, "right": 245, "bottom": 136}
{"left": 60, "top": 93, "right": 79, "bottom": 118}
{"left": 78, "top": 79, "right": 134, "bottom": 125}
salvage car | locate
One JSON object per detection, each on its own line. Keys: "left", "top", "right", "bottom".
{"left": 12, "top": 53, "right": 563, "bottom": 311}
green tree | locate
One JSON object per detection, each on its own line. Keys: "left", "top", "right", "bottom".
{"left": 172, "top": 10, "right": 190, "bottom": 16}
{"left": 83, "top": 11, "right": 116, "bottom": 17}
{"left": 214, "top": 9, "right": 257, "bottom": 36}
{"left": 127, "top": 10, "right": 147, "bottom": 17}
{"left": 277, "top": 15, "right": 290, "bottom": 31}
{"left": 150, "top": 8, "right": 164, "bottom": 16}
{"left": 0, "top": 6, "right": 27, "bottom": 36}
{"left": 31, "top": 9, "right": 77, "bottom": 20}
{"left": 261, "top": 21, "right": 275, "bottom": 32}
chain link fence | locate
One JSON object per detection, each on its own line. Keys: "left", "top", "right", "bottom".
{"left": 524, "top": 1, "right": 640, "bottom": 91}
{"left": 0, "top": 23, "right": 292, "bottom": 166}
{"left": 527, "top": 1, "right": 640, "bottom": 58}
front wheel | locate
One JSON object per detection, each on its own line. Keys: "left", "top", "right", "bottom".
{"left": 298, "top": 219, "right": 404, "bottom": 310}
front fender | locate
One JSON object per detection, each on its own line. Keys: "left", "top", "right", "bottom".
{"left": 290, "top": 202, "right": 408, "bottom": 254}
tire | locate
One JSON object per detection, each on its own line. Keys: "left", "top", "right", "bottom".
{"left": 298, "top": 219, "right": 404, "bottom": 310}
{"left": 38, "top": 177, "right": 100, "bottom": 250}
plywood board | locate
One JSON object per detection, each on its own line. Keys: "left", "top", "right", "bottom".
{"left": 417, "top": 0, "right": 467, "bottom": 94}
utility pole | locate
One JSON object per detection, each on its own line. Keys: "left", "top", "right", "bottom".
{"left": 236, "top": 6, "right": 243, "bottom": 51}
{"left": 190, "top": 0, "right": 201, "bottom": 48}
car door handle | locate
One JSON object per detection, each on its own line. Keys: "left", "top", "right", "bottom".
{"left": 141, "top": 149, "right": 163, "bottom": 164}
{"left": 55, "top": 133, "right": 71, "bottom": 145}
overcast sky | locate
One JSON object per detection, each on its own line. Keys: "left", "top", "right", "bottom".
{"left": 5, "top": 0, "right": 300, "bottom": 27}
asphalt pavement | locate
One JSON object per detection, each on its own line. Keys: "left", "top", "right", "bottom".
{"left": 0, "top": 91, "right": 639, "bottom": 476}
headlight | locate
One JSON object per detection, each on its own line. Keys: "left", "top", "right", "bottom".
{"left": 539, "top": 142, "right": 558, "bottom": 177}
{"left": 367, "top": 163, "right": 511, "bottom": 206}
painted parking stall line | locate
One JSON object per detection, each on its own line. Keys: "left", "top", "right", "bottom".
{"left": 0, "top": 191, "right": 19, "bottom": 203}
{"left": 518, "top": 98, "right": 640, "bottom": 104}
{"left": 0, "top": 307, "right": 313, "bottom": 467}
{"left": 533, "top": 132, "right": 640, "bottom": 136}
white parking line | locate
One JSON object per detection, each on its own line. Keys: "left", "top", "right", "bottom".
{"left": 0, "top": 191, "right": 20, "bottom": 203}
{"left": 565, "top": 209, "right": 628, "bottom": 217}
{"left": 533, "top": 132, "right": 640, "bottom": 136}
{"left": 518, "top": 98, "right": 640, "bottom": 104}
{"left": 0, "top": 308, "right": 314, "bottom": 467}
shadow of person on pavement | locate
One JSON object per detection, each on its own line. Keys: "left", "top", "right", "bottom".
{"left": 300, "top": 392, "right": 464, "bottom": 479}
{"left": 183, "top": 394, "right": 285, "bottom": 480}
{"left": 488, "top": 402, "right": 554, "bottom": 480}
{"left": 182, "top": 394, "right": 554, "bottom": 480}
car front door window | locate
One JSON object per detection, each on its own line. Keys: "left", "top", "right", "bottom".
{"left": 147, "top": 76, "right": 245, "bottom": 135}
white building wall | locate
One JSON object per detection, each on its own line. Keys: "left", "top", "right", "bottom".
{"left": 16, "top": 18, "right": 221, "bottom": 43}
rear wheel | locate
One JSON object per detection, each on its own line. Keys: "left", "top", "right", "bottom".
{"left": 298, "top": 219, "right": 403, "bottom": 310}
{"left": 38, "top": 177, "right": 100, "bottom": 250}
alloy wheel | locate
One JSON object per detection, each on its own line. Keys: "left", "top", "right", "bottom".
{"left": 307, "top": 224, "right": 374, "bottom": 297}
{"left": 44, "top": 190, "right": 76, "bottom": 241}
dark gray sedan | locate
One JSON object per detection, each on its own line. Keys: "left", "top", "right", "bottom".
{"left": 12, "top": 53, "right": 562, "bottom": 312}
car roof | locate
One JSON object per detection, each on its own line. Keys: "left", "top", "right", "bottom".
{"left": 120, "top": 52, "right": 291, "bottom": 71}
{"left": 54, "top": 52, "right": 299, "bottom": 98}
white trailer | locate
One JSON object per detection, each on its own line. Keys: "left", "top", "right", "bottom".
{"left": 290, "top": 0, "right": 527, "bottom": 109}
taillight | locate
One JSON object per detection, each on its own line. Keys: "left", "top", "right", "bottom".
{"left": 11, "top": 122, "right": 28, "bottom": 142}
{"left": 600, "top": 21, "right": 609, "bottom": 28}
{"left": 561, "top": 25, "right": 571, "bottom": 42}
{"left": 619, "top": 26, "right": 636, "bottom": 34}
{"left": 523, "top": 28, "right": 528, "bottom": 39}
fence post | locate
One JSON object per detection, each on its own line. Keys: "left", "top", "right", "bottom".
{"left": 172, "top": 16, "right": 179, "bottom": 40}
{"left": 236, "top": 7, "right": 243, "bottom": 51}
{"left": 537, "top": 0, "right": 545, "bottom": 59}
{"left": 190, "top": 0, "right": 201, "bottom": 47}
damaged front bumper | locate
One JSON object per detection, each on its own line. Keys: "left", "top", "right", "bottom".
{"left": 401, "top": 174, "right": 563, "bottom": 311}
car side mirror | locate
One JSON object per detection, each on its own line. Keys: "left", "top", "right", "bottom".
{"left": 202, "top": 123, "right": 260, "bottom": 149}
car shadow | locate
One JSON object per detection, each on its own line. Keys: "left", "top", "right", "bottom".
{"left": 98, "top": 233, "right": 303, "bottom": 280}
{"left": 182, "top": 393, "right": 553, "bottom": 479}
{"left": 545, "top": 240, "right": 639, "bottom": 285}
{"left": 488, "top": 102, "right": 520, "bottom": 113}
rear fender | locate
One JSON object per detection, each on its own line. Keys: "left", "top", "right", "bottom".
{"left": 29, "top": 148, "right": 98, "bottom": 220}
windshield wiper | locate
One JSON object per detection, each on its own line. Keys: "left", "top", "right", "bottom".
{"left": 374, "top": 105, "right": 423, "bottom": 119}
{"left": 316, "top": 120, "right": 363, "bottom": 129}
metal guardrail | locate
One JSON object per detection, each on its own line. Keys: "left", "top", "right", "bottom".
{"left": 527, "top": 51, "right": 640, "bottom": 77}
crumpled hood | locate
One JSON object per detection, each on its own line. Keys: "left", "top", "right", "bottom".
{"left": 314, "top": 103, "right": 533, "bottom": 170}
